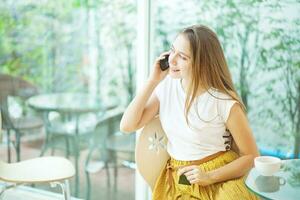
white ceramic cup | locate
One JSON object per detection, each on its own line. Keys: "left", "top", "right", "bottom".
{"left": 254, "top": 156, "right": 282, "bottom": 176}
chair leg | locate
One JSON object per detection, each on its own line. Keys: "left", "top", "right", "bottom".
{"left": 65, "top": 137, "right": 70, "bottom": 158}
{"left": 85, "top": 170, "right": 91, "bottom": 200}
{"left": 75, "top": 154, "right": 80, "bottom": 197}
{"left": 50, "top": 135, "right": 55, "bottom": 156}
{"left": 105, "top": 161, "right": 111, "bottom": 188}
{"left": 50, "top": 180, "right": 71, "bottom": 200}
{"left": 113, "top": 153, "right": 118, "bottom": 192}
{"left": 51, "top": 147, "right": 55, "bottom": 156}
{"left": 15, "top": 130, "right": 21, "bottom": 162}
{"left": 84, "top": 146, "right": 95, "bottom": 200}
{"left": 63, "top": 180, "right": 71, "bottom": 200}
{"left": 7, "top": 129, "right": 11, "bottom": 163}
{"left": 40, "top": 131, "right": 50, "bottom": 156}
{"left": 73, "top": 137, "right": 80, "bottom": 197}
{"left": 40, "top": 145, "right": 47, "bottom": 156}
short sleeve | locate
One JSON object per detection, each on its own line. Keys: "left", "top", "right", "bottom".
{"left": 154, "top": 76, "right": 169, "bottom": 101}
{"left": 218, "top": 94, "right": 238, "bottom": 122}
{"left": 154, "top": 81, "right": 163, "bottom": 101}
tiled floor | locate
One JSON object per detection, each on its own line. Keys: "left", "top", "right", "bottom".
{"left": 0, "top": 132, "right": 135, "bottom": 200}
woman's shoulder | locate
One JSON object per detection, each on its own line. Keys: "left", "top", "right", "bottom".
{"left": 208, "top": 88, "right": 239, "bottom": 121}
{"left": 154, "top": 75, "right": 174, "bottom": 98}
{"left": 157, "top": 75, "right": 177, "bottom": 89}
{"left": 208, "top": 88, "right": 236, "bottom": 101}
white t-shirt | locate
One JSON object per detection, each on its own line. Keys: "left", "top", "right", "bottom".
{"left": 154, "top": 75, "right": 237, "bottom": 161}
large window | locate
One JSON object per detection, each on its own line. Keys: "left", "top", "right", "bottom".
{"left": 1, "top": 0, "right": 299, "bottom": 199}
{"left": 0, "top": 0, "right": 137, "bottom": 199}
{"left": 0, "top": 0, "right": 137, "bottom": 106}
{"left": 152, "top": 0, "right": 300, "bottom": 158}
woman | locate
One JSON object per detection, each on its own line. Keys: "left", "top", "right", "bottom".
{"left": 120, "top": 25, "right": 259, "bottom": 200}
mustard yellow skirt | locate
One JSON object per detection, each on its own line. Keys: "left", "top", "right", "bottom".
{"left": 152, "top": 151, "right": 260, "bottom": 200}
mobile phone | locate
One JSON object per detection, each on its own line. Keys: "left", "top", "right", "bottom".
{"left": 159, "top": 54, "right": 169, "bottom": 71}
{"left": 178, "top": 174, "right": 191, "bottom": 185}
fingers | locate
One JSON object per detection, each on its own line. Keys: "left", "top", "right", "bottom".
{"left": 160, "top": 51, "right": 171, "bottom": 57}
{"left": 178, "top": 166, "right": 203, "bottom": 185}
{"left": 177, "top": 166, "right": 212, "bottom": 186}
{"left": 189, "top": 178, "right": 199, "bottom": 184}
{"left": 184, "top": 168, "right": 199, "bottom": 177}
{"left": 186, "top": 172, "right": 198, "bottom": 179}
{"left": 177, "top": 165, "right": 197, "bottom": 176}
{"left": 156, "top": 51, "right": 170, "bottom": 61}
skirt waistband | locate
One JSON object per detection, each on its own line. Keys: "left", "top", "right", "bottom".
{"left": 166, "top": 151, "right": 227, "bottom": 187}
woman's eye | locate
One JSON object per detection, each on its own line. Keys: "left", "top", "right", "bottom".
{"left": 180, "top": 55, "right": 187, "bottom": 60}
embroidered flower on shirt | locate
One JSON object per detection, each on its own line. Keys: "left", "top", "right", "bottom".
{"left": 148, "top": 132, "right": 167, "bottom": 154}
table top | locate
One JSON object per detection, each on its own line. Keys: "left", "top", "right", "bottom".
{"left": 27, "top": 93, "right": 110, "bottom": 113}
{"left": 245, "top": 159, "right": 300, "bottom": 200}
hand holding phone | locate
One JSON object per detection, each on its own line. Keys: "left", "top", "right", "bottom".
{"left": 159, "top": 54, "right": 169, "bottom": 71}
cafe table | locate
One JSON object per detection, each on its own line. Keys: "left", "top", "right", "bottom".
{"left": 245, "top": 159, "right": 300, "bottom": 200}
{"left": 27, "top": 93, "right": 115, "bottom": 197}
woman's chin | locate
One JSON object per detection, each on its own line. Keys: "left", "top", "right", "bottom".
{"left": 168, "top": 71, "right": 182, "bottom": 79}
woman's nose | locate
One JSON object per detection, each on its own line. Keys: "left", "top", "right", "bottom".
{"left": 169, "top": 53, "right": 177, "bottom": 66}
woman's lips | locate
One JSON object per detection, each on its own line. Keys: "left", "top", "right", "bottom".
{"left": 170, "top": 68, "right": 180, "bottom": 72}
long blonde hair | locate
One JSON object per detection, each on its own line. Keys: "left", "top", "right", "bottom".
{"left": 181, "top": 25, "right": 245, "bottom": 125}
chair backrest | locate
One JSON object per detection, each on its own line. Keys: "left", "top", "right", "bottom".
{"left": 0, "top": 74, "right": 39, "bottom": 129}
{"left": 93, "top": 107, "right": 124, "bottom": 147}
{"left": 0, "top": 74, "right": 39, "bottom": 100}
{"left": 135, "top": 116, "right": 170, "bottom": 190}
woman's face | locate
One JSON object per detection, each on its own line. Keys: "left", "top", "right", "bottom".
{"left": 168, "top": 34, "right": 192, "bottom": 79}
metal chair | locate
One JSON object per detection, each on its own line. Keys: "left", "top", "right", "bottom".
{"left": 85, "top": 107, "right": 135, "bottom": 200}
{"left": 39, "top": 110, "right": 99, "bottom": 198}
{"left": 35, "top": 94, "right": 117, "bottom": 197}
{"left": 0, "top": 73, "right": 43, "bottom": 162}
{"left": 106, "top": 131, "right": 135, "bottom": 189}
{"left": 0, "top": 111, "right": 76, "bottom": 200}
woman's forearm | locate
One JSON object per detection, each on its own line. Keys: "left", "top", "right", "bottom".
{"left": 208, "top": 154, "right": 255, "bottom": 183}
{"left": 120, "top": 79, "right": 159, "bottom": 132}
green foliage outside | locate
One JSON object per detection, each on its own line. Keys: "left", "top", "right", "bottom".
{"left": 154, "top": 0, "right": 299, "bottom": 158}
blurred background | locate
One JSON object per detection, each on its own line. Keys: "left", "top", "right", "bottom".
{"left": 0, "top": 0, "right": 299, "bottom": 200}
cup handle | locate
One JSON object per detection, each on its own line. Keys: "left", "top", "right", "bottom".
{"left": 279, "top": 177, "right": 286, "bottom": 186}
